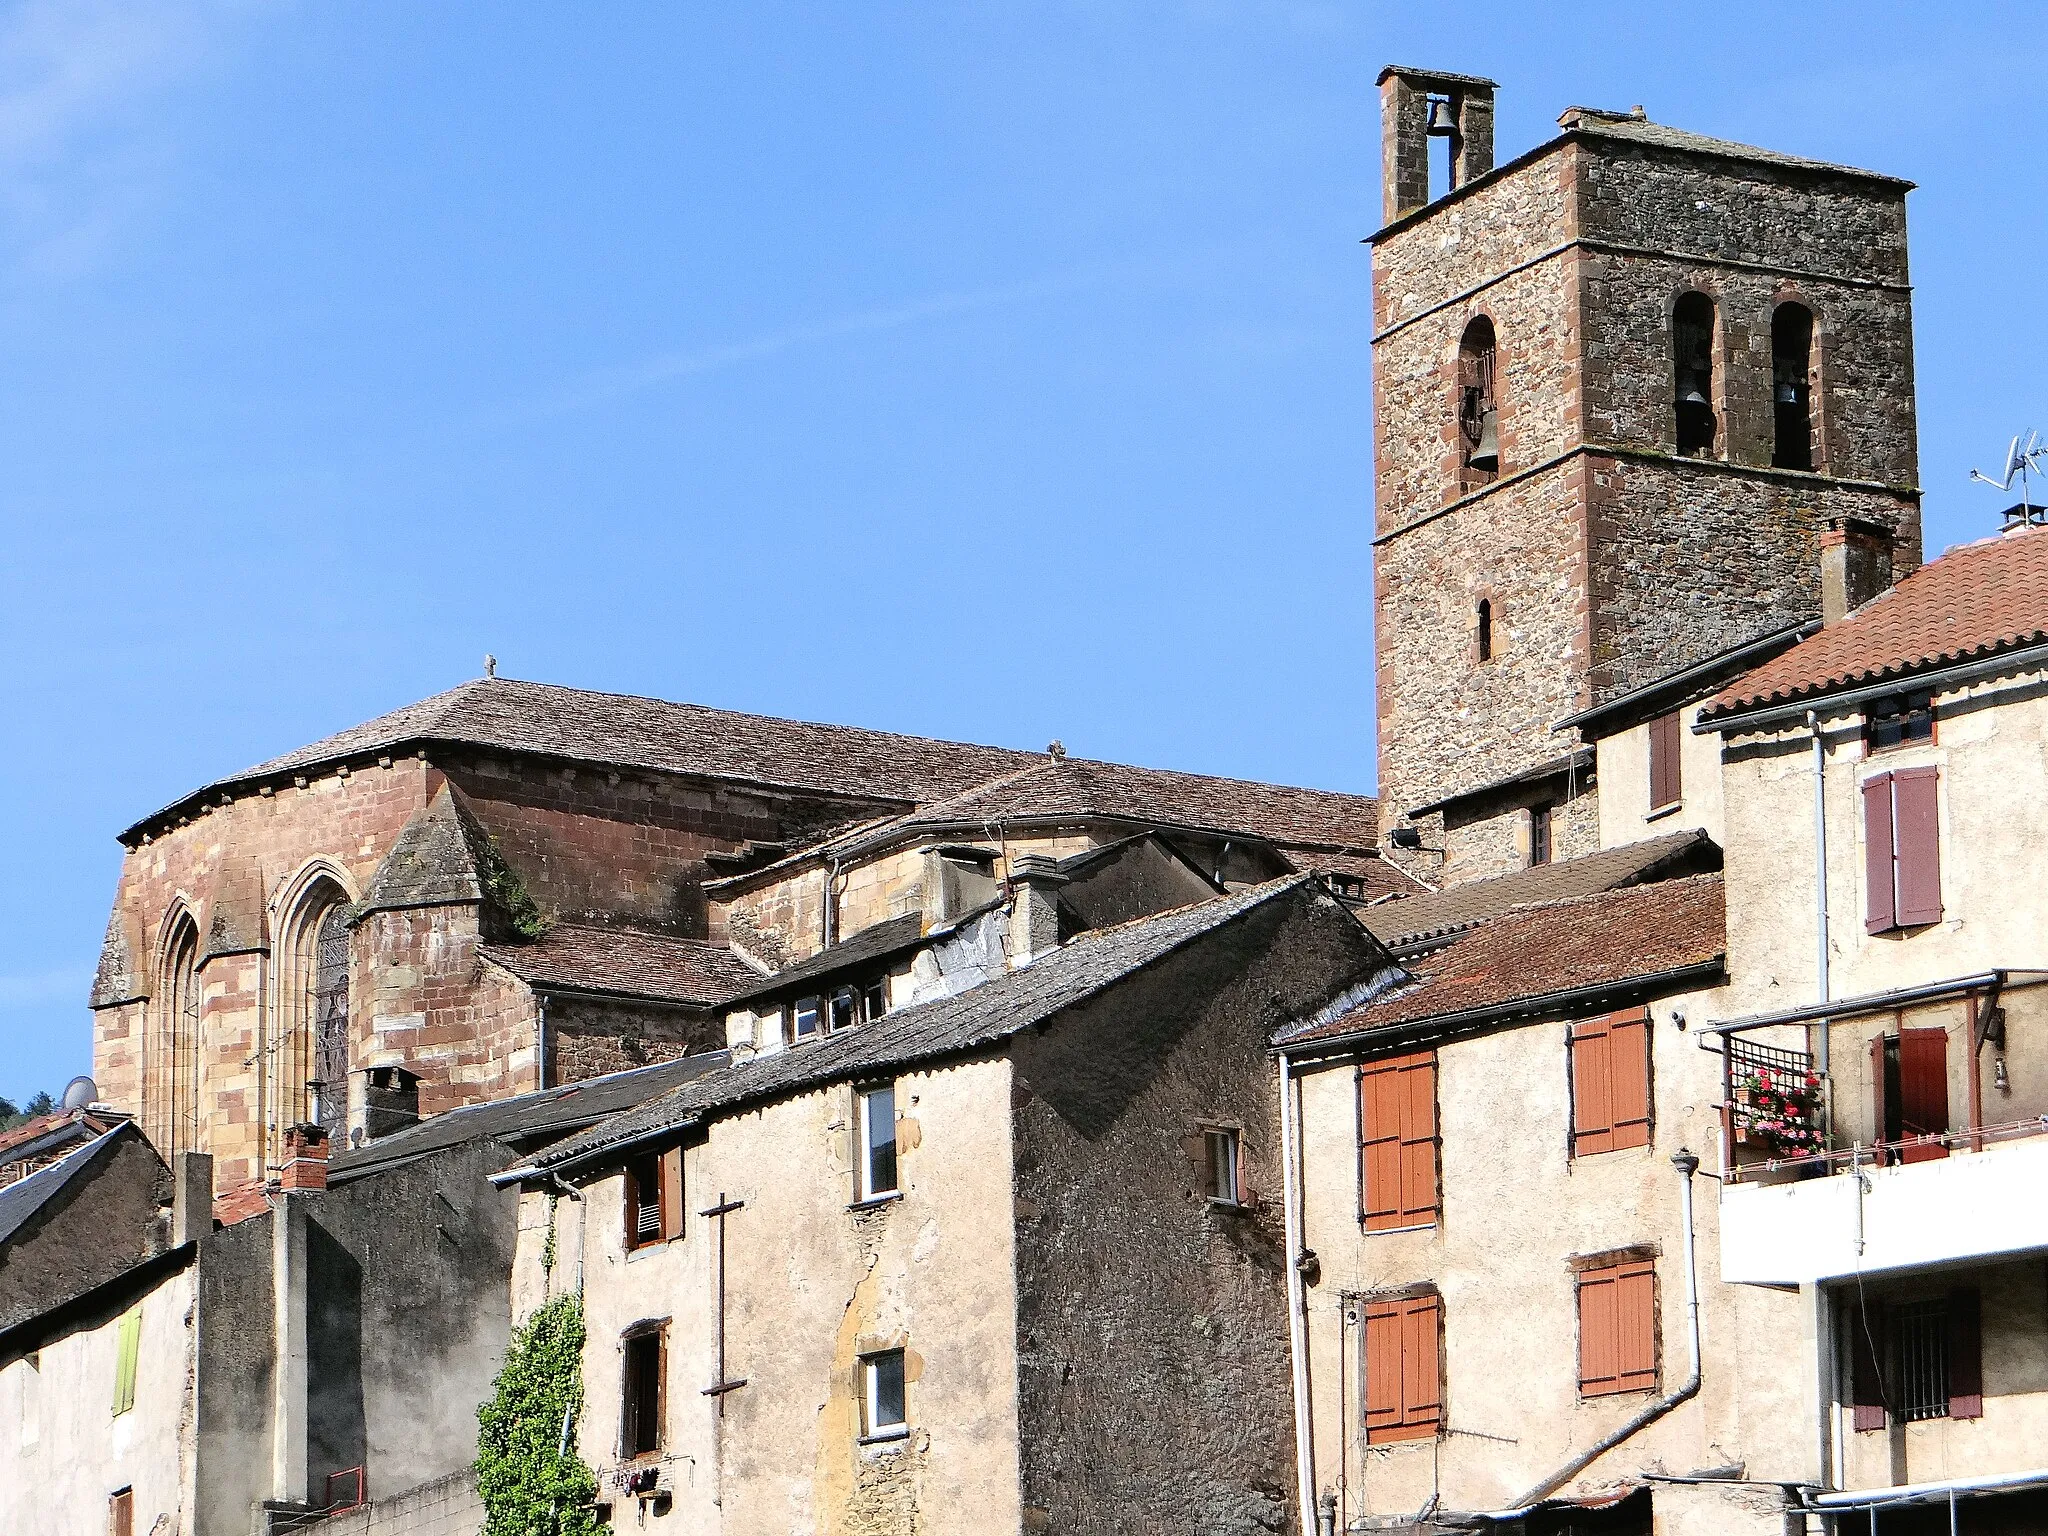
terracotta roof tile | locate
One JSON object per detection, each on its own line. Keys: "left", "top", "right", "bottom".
{"left": 1705, "top": 527, "right": 2048, "bottom": 721}
{"left": 479, "top": 925, "right": 762, "bottom": 1008}
{"left": 1284, "top": 875, "right": 1725, "bottom": 1047}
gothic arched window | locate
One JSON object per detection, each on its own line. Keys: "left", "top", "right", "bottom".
{"left": 1673, "top": 293, "right": 1717, "bottom": 457}
{"left": 1457, "top": 316, "right": 1500, "bottom": 489}
{"left": 277, "top": 875, "right": 353, "bottom": 1141}
{"left": 151, "top": 913, "right": 202, "bottom": 1157}
{"left": 1772, "top": 302, "right": 1815, "bottom": 471}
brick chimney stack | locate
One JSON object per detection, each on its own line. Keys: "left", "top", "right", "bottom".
{"left": 278, "top": 1124, "right": 330, "bottom": 1193}
{"left": 1820, "top": 517, "right": 1896, "bottom": 623}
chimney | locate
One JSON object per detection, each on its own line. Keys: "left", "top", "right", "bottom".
{"left": 171, "top": 1151, "right": 214, "bottom": 1247}
{"left": 278, "top": 1124, "right": 329, "bottom": 1193}
{"left": 1007, "top": 854, "right": 1069, "bottom": 969}
{"left": 1377, "top": 66, "right": 1498, "bottom": 224}
{"left": 358, "top": 1065, "right": 420, "bottom": 1142}
{"left": 1819, "top": 517, "right": 1895, "bottom": 623}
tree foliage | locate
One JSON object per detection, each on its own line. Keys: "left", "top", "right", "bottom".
{"left": 476, "top": 1294, "right": 605, "bottom": 1536}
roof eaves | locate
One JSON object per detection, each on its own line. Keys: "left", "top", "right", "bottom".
{"left": 1696, "top": 636, "right": 2048, "bottom": 735}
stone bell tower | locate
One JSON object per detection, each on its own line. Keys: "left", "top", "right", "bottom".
{"left": 1369, "top": 68, "right": 1922, "bottom": 882}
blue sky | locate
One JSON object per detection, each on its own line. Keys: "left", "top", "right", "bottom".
{"left": 2, "top": 2, "right": 2042, "bottom": 1103}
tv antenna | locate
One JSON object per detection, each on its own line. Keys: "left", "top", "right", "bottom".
{"left": 1970, "top": 432, "right": 2048, "bottom": 527}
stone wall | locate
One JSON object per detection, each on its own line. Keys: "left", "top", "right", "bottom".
{"left": 541, "top": 993, "right": 718, "bottom": 1086}
{"left": 317, "top": 1471, "right": 483, "bottom": 1536}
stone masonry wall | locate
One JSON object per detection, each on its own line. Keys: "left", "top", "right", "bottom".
{"left": 317, "top": 1472, "right": 482, "bottom": 1536}
{"left": 359, "top": 906, "right": 537, "bottom": 1119}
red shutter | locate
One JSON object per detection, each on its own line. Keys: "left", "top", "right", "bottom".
{"left": 1649, "top": 712, "right": 1682, "bottom": 809}
{"left": 1572, "top": 1017, "right": 1615, "bottom": 1155}
{"left": 1948, "top": 1287, "right": 1983, "bottom": 1419}
{"left": 1609, "top": 1010, "right": 1651, "bottom": 1151}
{"left": 1864, "top": 772, "right": 1897, "bottom": 934}
{"left": 1361, "top": 1053, "right": 1437, "bottom": 1231}
{"left": 1580, "top": 1260, "right": 1657, "bottom": 1396}
{"left": 1897, "top": 1027, "right": 1950, "bottom": 1163}
{"left": 1893, "top": 768, "right": 1943, "bottom": 927}
{"left": 1850, "top": 1300, "right": 1887, "bottom": 1431}
{"left": 1869, "top": 1033, "right": 1892, "bottom": 1164}
{"left": 1364, "top": 1293, "right": 1442, "bottom": 1443}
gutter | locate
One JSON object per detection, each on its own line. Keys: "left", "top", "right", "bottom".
{"left": 1695, "top": 638, "right": 2048, "bottom": 738}
{"left": 1701, "top": 970, "right": 2048, "bottom": 1036}
{"left": 1275, "top": 959, "right": 1726, "bottom": 1064}
{"left": 1810, "top": 1467, "right": 2048, "bottom": 1511}
{"left": 1551, "top": 621, "right": 1817, "bottom": 737}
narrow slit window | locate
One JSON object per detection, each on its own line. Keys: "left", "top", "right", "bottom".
{"left": 859, "top": 1084, "right": 899, "bottom": 1201}
{"left": 1476, "top": 599, "right": 1493, "bottom": 663}
{"left": 1529, "top": 803, "right": 1553, "bottom": 868}
{"left": 1672, "top": 293, "right": 1717, "bottom": 457}
{"left": 860, "top": 1349, "right": 908, "bottom": 1440}
{"left": 1772, "top": 303, "right": 1815, "bottom": 471}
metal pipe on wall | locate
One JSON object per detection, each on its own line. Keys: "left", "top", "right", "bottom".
{"left": 1279, "top": 1050, "right": 1318, "bottom": 1533}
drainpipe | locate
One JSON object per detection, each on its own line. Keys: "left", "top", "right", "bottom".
{"left": 1505, "top": 1150, "right": 1703, "bottom": 1511}
{"left": 1279, "top": 1050, "right": 1318, "bottom": 1534}
{"left": 535, "top": 995, "right": 550, "bottom": 1092}
{"left": 1810, "top": 710, "right": 1831, "bottom": 1084}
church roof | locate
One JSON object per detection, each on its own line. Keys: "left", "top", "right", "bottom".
{"left": 480, "top": 924, "right": 762, "bottom": 1009}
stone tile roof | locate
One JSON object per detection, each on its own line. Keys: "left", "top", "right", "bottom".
{"left": 1569, "top": 110, "right": 1912, "bottom": 187}
{"left": 480, "top": 925, "right": 761, "bottom": 1008}
{"left": 1354, "top": 829, "right": 1719, "bottom": 952}
{"left": 516, "top": 876, "right": 1355, "bottom": 1174}
{"left": 1282, "top": 876, "right": 1725, "bottom": 1048}
{"left": 127, "top": 677, "right": 1044, "bottom": 838}
{"left": 0, "top": 1125, "right": 128, "bottom": 1246}
{"left": 330, "top": 1051, "right": 730, "bottom": 1180}
{"left": 1702, "top": 527, "right": 2048, "bottom": 723}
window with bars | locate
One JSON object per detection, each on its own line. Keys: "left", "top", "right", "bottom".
{"left": 1894, "top": 1300, "right": 1951, "bottom": 1422}
{"left": 1850, "top": 1289, "right": 1982, "bottom": 1430}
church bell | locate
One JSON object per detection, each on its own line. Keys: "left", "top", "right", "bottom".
{"left": 1469, "top": 408, "right": 1500, "bottom": 473}
{"left": 1425, "top": 97, "right": 1457, "bottom": 137}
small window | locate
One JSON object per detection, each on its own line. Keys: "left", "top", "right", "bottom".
{"left": 793, "top": 996, "right": 822, "bottom": 1042}
{"left": 1528, "top": 803, "right": 1552, "bottom": 867}
{"left": 1866, "top": 691, "right": 1933, "bottom": 752}
{"left": 1457, "top": 316, "right": 1500, "bottom": 488}
{"left": 830, "top": 987, "right": 858, "bottom": 1033}
{"left": 1672, "top": 292, "right": 1717, "bottom": 457}
{"left": 1363, "top": 1292, "right": 1442, "bottom": 1443}
{"left": 109, "top": 1489, "right": 134, "bottom": 1536}
{"left": 862, "top": 977, "right": 889, "bottom": 1021}
{"left": 1852, "top": 1288, "right": 1981, "bottom": 1430}
{"left": 1772, "top": 302, "right": 1814, "bottom": 471}
{"left": 112, "top": 1306, "right": 141, "bottom": 1418}
{"left": 1648, "top": 711, "right": 1682, "bottom": 812}
{"left": 621, "top": 1326, "right": 666, "bottom": 1458}
{"left": 1200, "top": 1128, "right": 1242, "bottom": 1205}
{"left": 860, "top": 1349, "right": 908, "bottom": 1440}
{"left": 1894, "top": 1299, "right": 1951, "bottom": 1422}
{"left": 1476, "top": 598, "right": 1493, "bottom": 663}
{"left": 1578, "top": 1260, "right": 1657, "bottom": 1397}
{"left": 625, "top": 1148, "right": 683, "bottom": 1250}
{"left": 1327, "top": 873, "right": 1366, "bottom": 900}
{"left": 858, "top": 1084, "right": 899, "bottom": 1201}
{"left": 1571, "top": 1009, "right": 1652, "bottom": 1156}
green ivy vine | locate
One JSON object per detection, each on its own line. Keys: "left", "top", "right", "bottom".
{"left": 474, "top": 829, "right": 550, "bottom": 942}
{"left": 475, "top": 1294, "right": 605, "bottom": 1536}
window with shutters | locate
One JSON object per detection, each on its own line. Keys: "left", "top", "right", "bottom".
{"left": 1848, "top": 1288, "right": 1982, "bottom": 1430}
{"left": 1363, "top": 1291, "right": 1443, "bottom": 1443}
{"left": 1360, "top": 1052, "right": 1438, "bottom": 1232}
{"left": 1571, "top": 1009, "right": 1652, "bottom": 1157}
{"left": 1869, "top": 1028, "right": 1949, "bottom": 1164}
{"left": 1864, "top": 768, "right": 1942, "bottom": 933}
{"left": 112, "top": 1306, "right": 141, "bottom": 1418}
{"left": 1647, "top": 712, "right": 1682, "bottom": 813}
{"left": 1577, "top": 1259, "right": 1657, "bottom": 1397}
{"left": 620, "top": 1324, "right": 667, "bottom": 1457}
{"left": 625, "top": 1148, "right": 685, "bottom": 1251}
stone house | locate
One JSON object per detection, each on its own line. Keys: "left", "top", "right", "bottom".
{"left": 495, "top": 876, "right": 1395, "bottom": 1534}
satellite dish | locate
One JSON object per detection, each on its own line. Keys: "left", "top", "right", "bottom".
{"left": 61, "top": 1075, "right": 99, "bottom": 1111}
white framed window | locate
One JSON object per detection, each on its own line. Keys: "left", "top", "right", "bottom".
{"left": 830, "top": 986, "right": 858, "bottom": 1032}
{"left": 863, "top": 977, "right": 889, "bottom": 1020}
{"left": 1202, "top": 1127, "right": 1242, "bottom": 1206}
{"left": 858, "top": 1084, "right": 899, "bottom": 1202}
{"left": 793, "top": 996, "right": 822, "bottom": 1042}
{"left": 860, "top": 1348, "right": 908, "bottom": 1441}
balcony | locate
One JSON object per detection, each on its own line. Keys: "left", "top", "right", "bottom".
{"left": 1720, "top": 1122, "right": 2048, "bottom": 1285}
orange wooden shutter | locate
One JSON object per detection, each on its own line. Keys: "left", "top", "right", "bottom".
{"left": 1579, "top": 1260, "right": 1656, "bottom": 1396}
{"left": 660, "top": 1147, "right": 686, "bottom": 1242}
{"left": 1572, "top": 1016, "right": 1615, "bottom": 1155}
{"left": 1361, "top": 1052, "right": 1437, "bottom": 1231}
{"left": 1608, "top": 1010, "right": 1651, "bottom": 1151}
{"left": 1893, "top": 768, "right": 1943, "bottom": 926}
{"left": 1364, "top": 1293, "right": 1442, "bottom": 1443}
{"left": 1864, "top": 772, "right": 1897, "bottom": 933}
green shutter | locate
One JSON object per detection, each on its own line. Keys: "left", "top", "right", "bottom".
{"left": 112, "top": 1307, "right": 141, "bottom": 1417}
